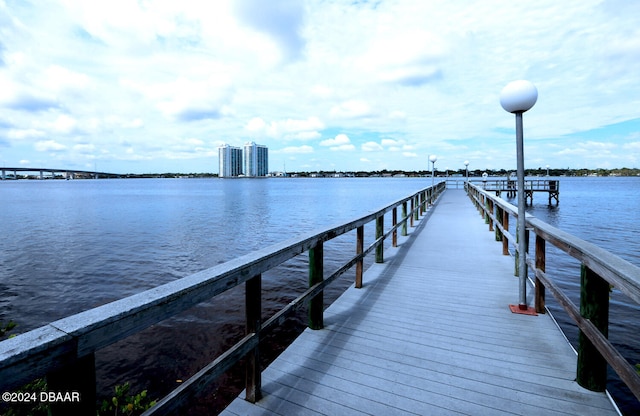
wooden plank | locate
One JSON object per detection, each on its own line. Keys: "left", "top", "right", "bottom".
{"left": 222, "top": 189, "right": 619, "bottom": 416}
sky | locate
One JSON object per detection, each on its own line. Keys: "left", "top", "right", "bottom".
{"left": 1, "top": 0, "right": 640, "bottom": 174}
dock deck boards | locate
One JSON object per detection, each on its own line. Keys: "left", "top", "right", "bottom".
{"left": 221, "top": 189, "right": 619, "bottom": 415}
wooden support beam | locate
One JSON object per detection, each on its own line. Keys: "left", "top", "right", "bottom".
{"left": 577, "top": 264, "right": 609, "bottom": 391}
{"left": 535, "top": 236, "right": 546, "bottom": 314}
{"left": 47, "top": 353, "right": 95, "bottom": 416}
{"left": 355, "top": 226, "right": 364, "bottom": 289}
{"left": 308, "top": 242, "right": 324, "bottom": 330}
{"left": 375, "top": 215, "right": 384, "bottom": 263}
{"left": 245, "top": 274, "right": 262, "bottom": 403}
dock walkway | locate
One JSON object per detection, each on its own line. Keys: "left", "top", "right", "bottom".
{"left": 222, "top": 189, "right": 618, "bottom": 415}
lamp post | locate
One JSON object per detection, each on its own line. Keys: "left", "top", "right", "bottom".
{"left": 500, "top": 80, "right": 538, "bottom": 312}
{"left": 429, "top": 154, "right": 437, "bottom": 187}
{"left": 464, "top": 160, "right": 469, "bottom": 181}
{"left": 546, "top": 164, "right": 550, "bottom": 176}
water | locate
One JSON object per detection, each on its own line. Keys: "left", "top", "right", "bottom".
{"left": 0, "top": 177, "right": 427, "bottom": 414}
{"left": 1, "top": 176, "right": 638, "bottom": 414}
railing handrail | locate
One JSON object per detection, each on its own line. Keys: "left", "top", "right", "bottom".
{"left": 467, "top": 182, "right": 640, "bottom": 299}
{"left": 465, "top": 181, "right": 640, "bottom": 401}
{"left": 467, "top": 178, "right": 558, "bottom": 190}
{"left": 0, "top": 181, "right": 446, "bottom": 414}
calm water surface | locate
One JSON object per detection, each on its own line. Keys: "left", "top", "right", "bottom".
{"left": 1, "top": 176, "right": 638, "bottom": 414}
{"left": 0, "top": 177, "right": 428, "bottom": 413}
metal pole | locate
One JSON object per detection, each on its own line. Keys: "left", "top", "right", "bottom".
{"left": 431, "top": 162, "right": 435, "bottom": 190}
{"left": 515, "top": 111, "right": 527, "bottom": 309}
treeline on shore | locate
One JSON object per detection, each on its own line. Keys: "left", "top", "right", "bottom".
{"left": 281, "top": 167, "right": 640, "bottom": 178}
{"left": 123, "top": 167, "right": 640, "bottom": 178}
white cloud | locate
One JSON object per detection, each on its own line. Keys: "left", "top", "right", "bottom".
{"left": 73, "top": 143, "right": 96, "bottom": 153}
{"left": 152, "top": 75, "right": 233, "bottom": 121}
{"left": 357, "top": 28, "right": 447, "bottom": 85}
{"left": 381, "top": 139, "right": 402, "bottom": 147}
{"left": 7, "top": 129, "right": 46, "bottom": 140}
{"left": 233, "top": 0, "right": 306, "bottom": 61}
{"left": 320, "top": 134, "right": 355, "bottom": 151}
{"left": 329, "top": 144, "right": 355, "bottom": 152}
{"left": 245, "top": 116, "right": 324, "bottom": 140}
{"left": 245, "top": 117, "right": 267, "bottom": 132}
{"left": 2, "top": 0, "right": 640, "bottom": 172}
{"left": 276, "top": 145, "right": 314, "bottom": 154}
{"left": 320, "top": 134, "right": 350, "bottom": 147}
{"left": 362, "top": 141, "right": 383, "bottom": 152}
{"left": 52, "top": 115, "right": 78, "bottom": 133}
{"left": 35, "top": 140, "right": 67, "bottom": 152}
{"left": 389, "top": 111, "right": 406, "bottom": 120}
{"left": 329, "top": 100, "right": 374, "bottom": 119}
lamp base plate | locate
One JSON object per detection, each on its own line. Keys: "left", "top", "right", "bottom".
{"left": 508, "top": 304, "right": 538, "bottom": 316}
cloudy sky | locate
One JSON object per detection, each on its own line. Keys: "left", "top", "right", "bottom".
{"left": 1, "top": 0, "right": 639, "bottom": 174}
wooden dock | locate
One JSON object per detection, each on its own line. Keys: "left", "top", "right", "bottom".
{"left": 473, "top": 179, "right": 559, "bottom": 205}
{"left": 221, "top": 189, "right": 618, "bottom": 415}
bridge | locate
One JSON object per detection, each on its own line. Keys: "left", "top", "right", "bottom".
{"left": 0, "top": 182, "right": 637, "bottom": 415}
{"left": 0, "top": 167, "right": 121, "bottom": 180}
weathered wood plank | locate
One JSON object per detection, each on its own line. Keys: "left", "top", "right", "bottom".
{"left": 222, "top": 189, "right": 619, "bottom": 416}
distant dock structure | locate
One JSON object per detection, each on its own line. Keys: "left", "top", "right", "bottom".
{"left": 472, "top": 178, "right": 559, "bottom": 205}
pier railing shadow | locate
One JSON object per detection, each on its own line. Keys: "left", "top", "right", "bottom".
{"left": 0, "top": 181, "right": 445, "bottom": 415}
{"left": 466, "top": 181, "right": 640, "bottom": 402}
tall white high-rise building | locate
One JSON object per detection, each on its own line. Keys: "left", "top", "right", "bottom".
{"left": 244, "top": 142, "right": 269, "bottom": 177}
{"left": 218, "top": 144, "right": 243, "bottom": 177}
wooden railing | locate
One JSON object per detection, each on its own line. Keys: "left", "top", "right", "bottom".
{"left": 466, "top": 181, "right": 640, "bottom": 400}
{"left": 0, "top": 181, "right": 446, "bottom": 415}
{"left": 444, "top": 178, "right": 559, "bottom": 192}
{"left": 470, "top": 178, "right": 558, "bottom": 191}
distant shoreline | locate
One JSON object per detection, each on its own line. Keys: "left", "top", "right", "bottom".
{"left": 1, "top": 167, "right": 639, "bottom": 180}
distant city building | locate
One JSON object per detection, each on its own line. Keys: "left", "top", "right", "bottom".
{"left": 244, "top": 142, "right": 269, "bottom": 177}
{"left": 218, "top": 142, "right": 268, "bottom": 177}
{"left": 218, "top": 144, "right": 243, "bottom": 177}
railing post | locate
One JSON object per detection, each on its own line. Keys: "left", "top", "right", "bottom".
{"left": 392, "top": 207, "right": 398, "bottom": 247}
{"left": 413, "top": 196, "right": 419, "bottom": 222}
{"left": 488, "top": 199, "right": 494, "bottom": 230}
{"left": 502, "top": 209, "right": 509, "bottom": 255}
{"left": 401, "top": 201, "right": 408, "bottom": 236}
{"left": 577, "top": 264, "right": 609, "bottom": 391}
{"left": 420, "top": 192, "right": 424, "bottom": 215}
{"left": 308, "top": 241, "right": 324, "bottom": 330}
{"left": 47, "top": 353, "right": 96, "bottom": 416}
{"left": 245, "top": 274, "right": 262, "bottom": 402}
{"left": 375, "top": 215, "right": 384, "bottom": 263}
{"left": 484, "top": 198, "right": 490, "bottom": 225}
{"left": 534, "top": 236, "right": 546, "bottom": 314}
{"left": 355, "top": 226, "right": 364, "bottom": 288}
{"left": 495, "top": 206, "right": 503, "bottom": 241}
{"left": 411, "top": 197, "right": 416, "bottom": 227}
